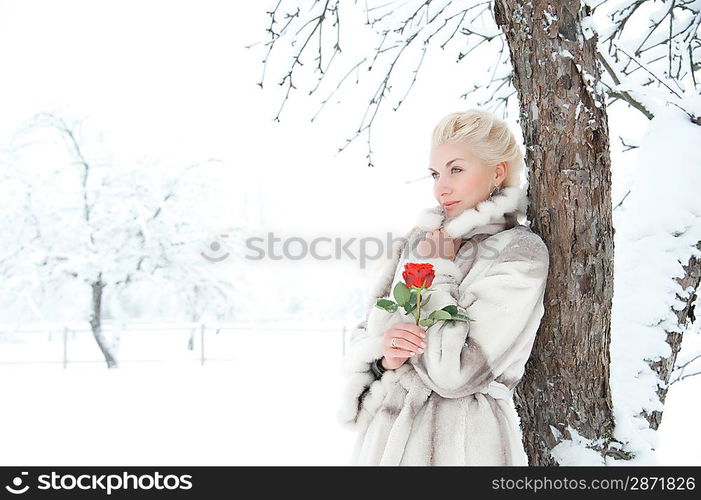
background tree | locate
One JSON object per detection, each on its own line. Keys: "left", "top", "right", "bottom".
{"left": 0, "top": 113, "right": 239, "bottom": 368}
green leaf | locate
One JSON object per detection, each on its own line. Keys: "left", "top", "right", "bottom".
{"left": 376, "top": 299, "right": 398, "bottom": 312}
{"left": 429, "top": 310, "right": 452, "bottom": 321}
{"left": 404, "top": 290, "right": 418, "bottom": 314}
{"left": 404, "top": 301, "right": 417, "bottom": 314}
{"left": 393, "top": 282, "right": 411, "bottom": 306}
{"left": 419, "top": 318, "right": 437, "bottom": 328}
{"left": 441, "top": 305, "right": 458, "bottom": 316}
{"left": 451, "top": 314, "right": 471, "bottom": 322}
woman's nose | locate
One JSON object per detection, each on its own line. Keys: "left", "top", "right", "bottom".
{"left": 436, "top": 178, "right": 452, "bottom": 196}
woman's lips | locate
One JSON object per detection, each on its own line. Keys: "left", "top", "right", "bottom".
{"left": 444, "top": 201, "right": 460, "bottom": 209}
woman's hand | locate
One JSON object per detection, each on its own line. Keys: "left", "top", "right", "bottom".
{"left": 381, "top": 322, "right": 427, "bottom": 370}
{"left": 416, "top": 227, "right": 462, "bottom": 260}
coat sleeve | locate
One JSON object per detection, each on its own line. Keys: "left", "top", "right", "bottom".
{"left": 336, "top": 313, "right": 387, "bottom": 429}
{"left": 336, "top": 229, "right": 414, "bottom": 430}
{"left": 407, "top": 229, "right": 550, "bottom": 399}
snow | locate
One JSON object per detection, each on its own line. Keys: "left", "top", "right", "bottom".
{"left": 543, "top": 11, "right": 558, "bottom": 24}
{"left": 550, "top": 427, "right": 607, "bottom": 465}
{"left": 580, "top": 14, "right": 596, "bottom": 40}
{"left": 592, "top": 1, "right": 696, "bottom": 109}
{"left": 657, "top": 375, "right": 701, "bottom": 465}
{"left": 0, "top": 0, "right": 700, "bottom": 467}
{"left": 559, "top": 48, "right": 574, "bottom": 60}
{"left": 0, "top": 322, "right": 358, "bottom": 465}
{"left": 542, "top": 9, "right": 558, "bottom": 31}
{"left": 609, "top": 91, "right": 701, "bottom": 458}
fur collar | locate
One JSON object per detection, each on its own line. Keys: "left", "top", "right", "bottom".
{"left": 415, "top": 186, "right": 528, "bottom": 240}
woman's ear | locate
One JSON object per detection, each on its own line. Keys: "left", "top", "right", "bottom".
{"left": 495, "top": 161, "right": 508, "bottom": 185}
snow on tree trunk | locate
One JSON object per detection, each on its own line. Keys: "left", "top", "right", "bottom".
{"left": 610, "top": 97, "right": 701, "bottom": 459}
{"left": 647, "top": 245, "right": 700, "bottom": 430}
{"left": 494, "top": 0, "right": 616, "bottom": 465}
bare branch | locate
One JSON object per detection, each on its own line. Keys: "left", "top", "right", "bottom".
{"left": 600, "top": 0, "right": 700, "bottom": 117}
{"left": 597, "top": 51, "right": 655, "bottom": 119}
{"left": 251, "top": 0, "right": 510, "bottom": 167}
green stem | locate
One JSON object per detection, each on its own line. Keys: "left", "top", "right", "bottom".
{"left": 416, "top": 287, "right": 422, "bottom": 325}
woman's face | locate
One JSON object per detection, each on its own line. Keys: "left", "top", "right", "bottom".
{"left": 428, "top": 141, "right": 506, "bottom": 217}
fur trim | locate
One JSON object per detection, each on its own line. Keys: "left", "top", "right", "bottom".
{"left": 415, "top": 206, "right": 444, "bottom": 231}
{"left": 337, "top": 370, "right": 376, "bottom": 428}
{"left": 415, "top": 186, "right": 527, "bottom": 239}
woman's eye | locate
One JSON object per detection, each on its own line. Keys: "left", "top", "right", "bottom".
{"left": 430, "top": 167, "right": 462, "bottom": 179}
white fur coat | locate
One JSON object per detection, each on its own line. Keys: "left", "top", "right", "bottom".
{"left": 337, "top": 186, "right": 550, "bottom": 465}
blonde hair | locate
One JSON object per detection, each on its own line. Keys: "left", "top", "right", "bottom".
{"left": 430, "top": 109, "right": 525, "bottom": 188}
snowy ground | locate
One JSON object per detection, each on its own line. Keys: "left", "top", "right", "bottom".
{"left": 0, "top": 323, "right": 357, "bottom": 466}
{"left": 0, "top": 322, "right": 698, "bottom": 466}
{"left": 655, "top": 375, "right": 701, "bottom": 465}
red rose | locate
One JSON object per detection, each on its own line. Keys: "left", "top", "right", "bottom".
{"left": 402, "top": 263, "right": 435, "bottom": 289}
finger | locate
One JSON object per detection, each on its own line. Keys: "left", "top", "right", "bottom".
{"left": 407, "top": 325, "right": 428, "bottom": 345}
{"left": 393, "top": 329, "right": 427, "bottom": 349}
{"left": 395, "top": 322, "right": 427, "bottom": 338}
{"left": 388, "top": 337, "right": 423, "bottom": 354}
{"left": 439, "top": 228, "right": 453, "bottom": 242}
{"left": 401, "top": 324, "right": 427, "bottom": 342}
{"left": 387, "top": 348, "right": 416, "bottom": 359}
{"left": 390, "top": 328, "right": 426, "bottom": 351}
{"left": 391, "top": 335, "right": 425, "bottom": 353}
{"left": 403, "top": 331, "right": 428, "bottom": 348}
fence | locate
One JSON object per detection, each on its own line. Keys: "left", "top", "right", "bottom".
{"left": 0, "top": 321, "right": 350, "bottom": 368}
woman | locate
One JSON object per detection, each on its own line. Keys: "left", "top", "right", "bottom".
{"left": 338, "top": 109, "right": 550, "bottom": 465}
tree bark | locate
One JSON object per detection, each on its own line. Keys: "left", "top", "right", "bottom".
{"left": 646, "top": 241, "right": 701, "bottom": 430}
{"left": 494, "top": 0, "right": 617, "bottom": 465}
{"left": 90, "top": 272, "right": 118, "bottom": 368}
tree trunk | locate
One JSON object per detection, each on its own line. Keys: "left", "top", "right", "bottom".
{"left": 90, "top": 273, "right": 118, "bottom": 368}
{"left": 494, "top": 0, "right": 618, "bottom": 465}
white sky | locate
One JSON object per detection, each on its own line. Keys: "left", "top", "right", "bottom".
{"left": 0, "top": 0, "right": 501, "bottom": 241}
{"left": 0, "top": 0, "right": 526, "bottom": 310}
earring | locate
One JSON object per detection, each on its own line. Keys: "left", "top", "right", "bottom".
{"left": 488, "top": 184, "right": 502, "bottom": 200}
